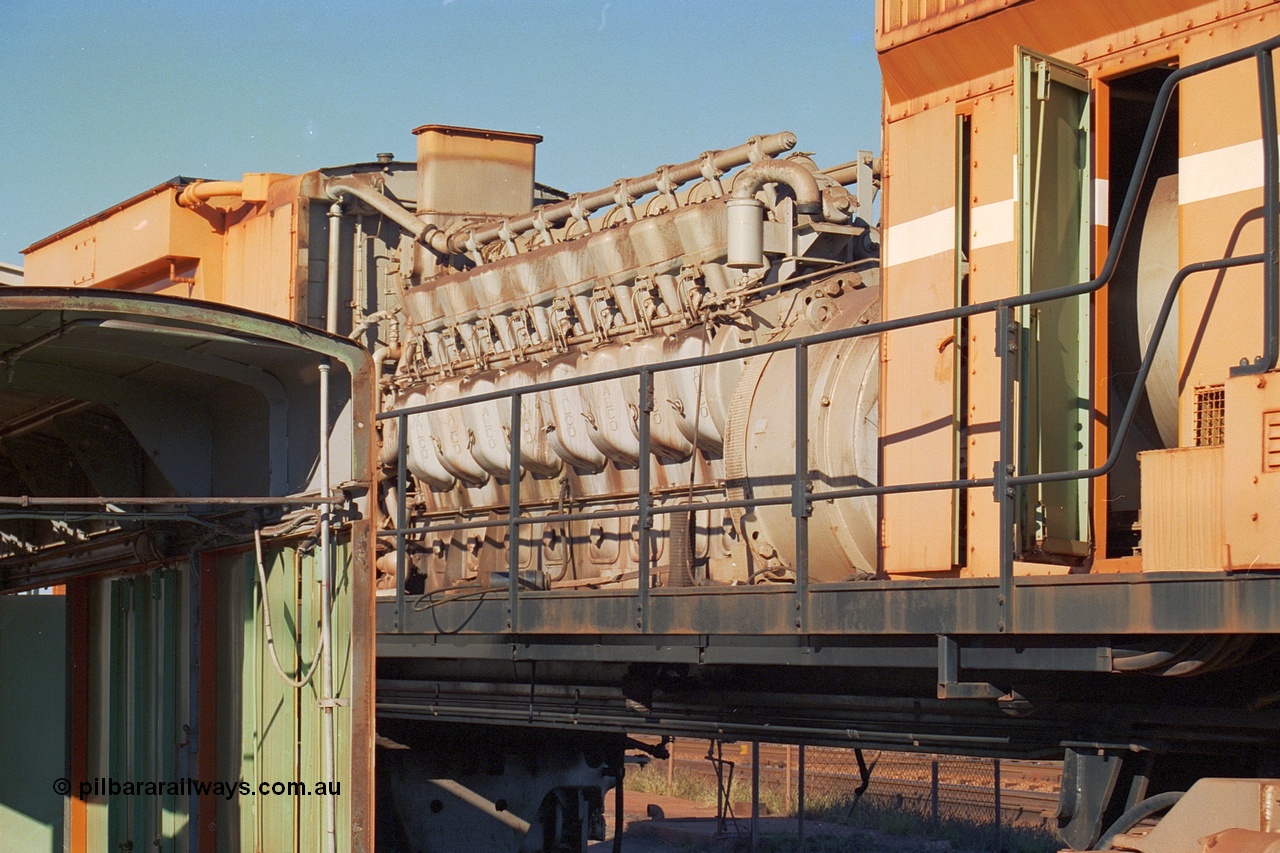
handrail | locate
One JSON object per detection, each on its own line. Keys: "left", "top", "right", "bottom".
{"left": 378, "top": 33, "right": 1280, "bottom": 636}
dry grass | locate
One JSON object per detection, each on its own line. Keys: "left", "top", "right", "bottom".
{"left": 623, "top": 763, "right": 1061, "bottom": 853}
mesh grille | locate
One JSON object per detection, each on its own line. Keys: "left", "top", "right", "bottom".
{"left": 1193, "top": 385, "right": 1225, "bottom": 447}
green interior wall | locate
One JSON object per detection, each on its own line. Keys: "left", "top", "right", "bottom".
{"left": 0, "top": 595, "right": 66, "bottom": 853}
{"left": 82, "top": 538, "right": 352, "bottom": 853}
{"left": 217, "top": 541, "right": 353, "bottom": 853}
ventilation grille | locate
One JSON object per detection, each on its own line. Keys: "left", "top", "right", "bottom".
{"left": 1266, "top": 410, "right": 1280, "bottom": 472}
{"left": 1193, "top": 385, "right": 1226, "bottom": 447}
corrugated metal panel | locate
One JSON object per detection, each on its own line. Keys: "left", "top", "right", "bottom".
{"left": 876, "top": 0, "right": 1023, "bottom": 50}
{"left": 219, "top": 540, "right": 354, "bottom": 853}
{"left": 76, "top": 539, "right": 356, "bottom": 853}
{"left": 1139, "top": 447, "right": 1224, "bottom": 571}
{"left": 86, "top": 569, "right": 193, "bottom": 853}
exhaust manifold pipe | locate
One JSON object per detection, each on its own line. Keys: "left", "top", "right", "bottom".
{"left": 726, "top": 159, "right": 823, "bottom": 270}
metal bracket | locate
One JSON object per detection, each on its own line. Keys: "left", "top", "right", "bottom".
{"left": 856, "top": 150, "right": 876, "bottom": 216}
{"left": 936, "top": 636, "right": 1008, "bottom": 700}
{"left": 1057, "top": 747, "right": 1123, "bottom": 850}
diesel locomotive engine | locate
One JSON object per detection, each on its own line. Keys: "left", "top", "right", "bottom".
{"left": 375, "top": 128, "right": 882, "bottom": 592}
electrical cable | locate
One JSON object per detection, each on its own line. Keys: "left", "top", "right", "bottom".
{"left": 253, "top": 527, "right": 325, "bottom": 689}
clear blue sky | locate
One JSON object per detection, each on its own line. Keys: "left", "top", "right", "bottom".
{"left": 0, "top": 0, "right": 881, "bottom": 267}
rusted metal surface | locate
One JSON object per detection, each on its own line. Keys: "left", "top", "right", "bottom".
{"left": 197, "top": 554, "right": 218, "bottom": 853}
{"left": 412, "top": 124, "right": 542, "bottom": 218}
{"left": 66, "top": 582, "right": 88, "bottom": 853}
{"left": 8, "top": 6, "right": 1280, "bottom": 849}
{"left": 429, "top": 130, "right": 799, "bottom": 257}
{"left": 21, "top": 181, "right": 227, "bottom": 297}
{"left": 381, "top": 135, "right": 875, "bottom": 596}
{"left": 876, "top": 0, "right": 1266, "bottom": 121}
{"left": 380, "top": 571, "right": 1280, "bottom": 637}
{"left": 0, "top": 288, "right": 377, "bottom": 853}
{"left": 1199, "top": 829, "right": 1280, "bottom": 853}
{"left": 1107, "top": 779, "right": 1280, "bottom": 852}
{"left": 1224, "top": 373, "right": 1280, "bottom": 568}
{"left": 875, "top": 0, "right": 1024, "bottom": 52}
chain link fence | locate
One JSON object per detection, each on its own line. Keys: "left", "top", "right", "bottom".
{"left": 629, "top": 739, "right": 1061, "bottom": 841}
{"left": 800, "top": 747, "right": 1056, "bottom": 827}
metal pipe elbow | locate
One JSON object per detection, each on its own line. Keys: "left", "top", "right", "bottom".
{"left": 323, "top": 176, "right": 452, "bottom": 255}
{"left": 177, "top": 180, "right": 245, "bottom": 209}
{"left": 731, "top": 159, "right": 822, "bottom": 214}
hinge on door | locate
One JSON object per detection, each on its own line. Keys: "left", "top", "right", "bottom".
{"left": 1036, "top": 60, "right": 1051, "bottom": 101}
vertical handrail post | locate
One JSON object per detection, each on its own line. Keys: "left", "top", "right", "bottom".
{"left": 1258, "top": 48, "right": 1278, "bottom": 371}
{"left": 637, "top": 369, "right": 653, "bottom": 632}
{"left": 394, "top": 411, "right": 408, "bottom": 633}
{"left": 1234, "top": 47, "right": 1280, "bottom": 376}
{"left": 995, "top": 305, "right": 1017, "bottom": 634}
{"left": 793, "top": 342, "right": 811, "bottom": 633}
{"left": 508, "top": 391, "right": 522, "bottom": 633}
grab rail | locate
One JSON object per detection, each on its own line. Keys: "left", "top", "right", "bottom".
{"left": 377, "top": 33, "right": 1280, "bottom": 635}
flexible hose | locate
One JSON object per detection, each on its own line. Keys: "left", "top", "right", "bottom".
{"left": 1095, "top": 791, "right": 1185, "bottom": 850}
{"left": 1112, "top": 637, "right": 1258, "bottom": 676}
{"left": 253, "top": 527, "right": 325, "bottom": 688}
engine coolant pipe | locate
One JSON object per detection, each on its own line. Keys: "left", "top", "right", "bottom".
{"left": 316, "top": 198, "right": 343, "bottom": 853}
{"left": 325, "top": 175, "right": 454, "bottom": 255}
{"left": 324, "top": 131, "right": 806, "bottom": 262}
{"left": 449, "top": 130, "right": 800, "bottom": 254}
{"left": 727, "top": 159, "right": 823, "bottom": 269}
{"left": 175, "top": 180, "right": 245, "bottom": 208}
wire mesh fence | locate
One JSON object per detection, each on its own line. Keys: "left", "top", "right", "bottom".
{"left": 627, "top": 738, "right": 1061, "bottom": 843}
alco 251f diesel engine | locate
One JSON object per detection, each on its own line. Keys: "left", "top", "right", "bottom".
{"left": 374, "top": 127, "right": 882, "bottom": 593}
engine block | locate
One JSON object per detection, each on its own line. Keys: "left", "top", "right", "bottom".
{"left": 379, "top": 141, "right": 882, "bottom": 591}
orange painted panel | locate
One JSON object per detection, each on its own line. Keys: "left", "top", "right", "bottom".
{"left": 881, "top": 107, "right": 959, "bottom": 573}
{"left": 22, "top": 186, "right": 226, "bottom": 297}
{"left": 961, "top": 90, "right": 1018, "bottom": 576}
{"left": 878, "top": 0, "right": 1264, "bottom": 120}
{"left": 1181, "top": 54, "right": 1270, "bottom": 156}
{"left": 877, "top": 0, "right": 1025, "bottom": 52}
{"left": 1178, "top": 191, "right": 1267, "bottom": 443}
{"left": 224, "top": 199, "right": 299, "bottom": 320}
{"left": 1224, "top": 374, "right": 1280, "bottom": 567}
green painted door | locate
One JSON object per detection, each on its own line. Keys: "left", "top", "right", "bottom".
{"left": 1017, "top": 47, "right": 1092, "bottom": 556}
{"left": 92, "top": 569, "right": 192, "bottom": 853}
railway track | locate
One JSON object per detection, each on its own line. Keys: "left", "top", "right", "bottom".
{"left": 634, "top": 740, "right": 1061, "bottom": 828}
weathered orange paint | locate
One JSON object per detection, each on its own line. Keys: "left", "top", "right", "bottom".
{"left": 877, "top": 0, "right": 1280, "bottom": 574}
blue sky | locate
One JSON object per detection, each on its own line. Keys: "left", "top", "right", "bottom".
{"left": 0, "top": 0, "right": 881, "bottom": 267}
